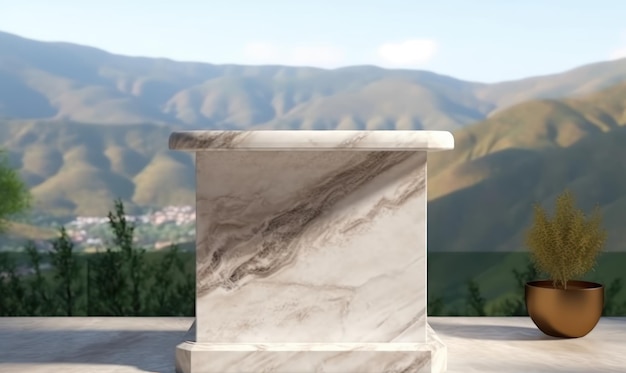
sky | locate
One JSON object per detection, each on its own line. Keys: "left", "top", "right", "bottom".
{"left": 1, "top": 0, "right": 626, "bottom": 83}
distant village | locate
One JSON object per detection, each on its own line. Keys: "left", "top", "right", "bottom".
{"left": 65, "top": 205, "right": 196, "bottom": 251}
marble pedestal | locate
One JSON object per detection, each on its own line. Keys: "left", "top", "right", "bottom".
{"left": 169, "top": 130, "right": 454, "bottom": 373}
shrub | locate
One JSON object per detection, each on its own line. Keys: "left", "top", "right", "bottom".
{"left": 525, "top": 189, "right": 607, "bottom": 289}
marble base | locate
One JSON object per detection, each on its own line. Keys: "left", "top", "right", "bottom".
{"left": 175, "top": 322, "right": 447, "bottom": 373}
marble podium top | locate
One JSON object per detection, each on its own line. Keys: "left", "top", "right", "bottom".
{"left": 169, "top": 130, "right": 454, "bottom": 151}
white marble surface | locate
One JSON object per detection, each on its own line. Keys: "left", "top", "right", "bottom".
{"left": 430, "top": 317, "right": 626, "bottom": 373}
{"left": 1, "top": 317, "right": 625, "bottom": 373}
{"left": 193, "top": 150, "right": 428, "bottom": 345}
{"left": 168, "top": 130, "right": 454, "bottom": 151}
{"left": 0, "top": 317, "right": 191, "bottom": 373}
{"left": 176, "top": 324, "right": 446, "bottom": 373}
{"left": 171, "top": 130, "right": 450, "bottom": 372}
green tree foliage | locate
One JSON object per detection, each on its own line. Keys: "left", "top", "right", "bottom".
{"left": 1, "top": 196, "right": 623, "bottom": 317}
{"left": 104, "top": 199, "right": 146, "bottom": 316}
{"left": 0, "top": 199, "right": 195, "bottom": 316}
{"left": 149, "top": 245, "right": 195, "bottom": 316}
{"left": 492, "top": 260, "right": 538, "bottom": 316}
{"left": 525, "top": 189, "right": 607, "bottom": 289}
{"left": 427, "top": 296, "right": 445, "bottom": 316}
{"left": 88, "top": 247, "right": 126, "bottom": 315}
{"left": 0, "top": 149, "right": 31, "bottom": 234}
{"left": 465, "top": 279, "right": 487, "bottom": 316}
{"left": 603, "top": 278, "right": 626, "bottom": 316}
{"left": 24, "top": 241, "right": 50, "bottom": 315}
{"left": 96, "top": 199, "right": 195, "bottom": 316}
{"left": 49, "top": 227, "right": 81, "bottom": 316}
{"left": 0, "top": 253, "right": 25, "bottom": 315}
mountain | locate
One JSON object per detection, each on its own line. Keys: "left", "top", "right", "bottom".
{"left": 4, "top": 31, "right": 626, "bottom": 251}
{"left": 3, "top": 82, "right": 626, "bottom": 252}
{"left": 0, "top": 120, "right": 194, "bottom": 216}
{"left": 0, "top": 31, "right": 486, "bottom": 131}
{"left": 428, "top": 82, "right": 626, "bottom": 200}
{"left": 428, "top": 82, "right": 626, "bottom": 252}
{"left": 3, "top": 30, "right": 626, "bottom": 131}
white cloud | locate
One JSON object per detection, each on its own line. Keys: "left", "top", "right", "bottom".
{"left": 609, "top": 31, "right": 626, "bottom": 60}
{"left": 377, "top": 39, "right": 437, "bottom": 66}
{"left": 242, "top": 42, "right": 345, "bottom": 67}
{"left": 610, "top": 47, "right": 626, "bottom": 60}
{"left": 288, "top": 45, "right": 344, "bottom": 67}
{"left": 243, "top": 42, "right": 279, "bottom": 61}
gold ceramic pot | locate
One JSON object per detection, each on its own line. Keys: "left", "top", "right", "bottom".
{"left": 525, "top": 280, "right": 604, "bottom": 338}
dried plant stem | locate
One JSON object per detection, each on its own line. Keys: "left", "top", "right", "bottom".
{"left": 525, "top": 190, "right": 606, "bottom": 290}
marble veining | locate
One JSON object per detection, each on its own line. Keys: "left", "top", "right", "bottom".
{"left": 170, "top": 130, "right": 453, "bottom": 372}
{"left": 2, "top": 317, "right": 625, "bottom": 373}
{"left": 430, "top": 317, "right": 626, "bottom": 373}
{"left": 169, "top": 130, "right": 454, "bottom": 151}
{"left": 194, "top": 150, "right": 428, "bottom": 344}
{"left": 176, "top": 324, "right": 446, "bottom": 373}
{"left": 197, "top": 151, "right": 420, "bottom": 295}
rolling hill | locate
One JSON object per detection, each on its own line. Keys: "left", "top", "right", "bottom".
{"left": 0, "top": 120, "right": 194, "bottom": 216}
{"left": 428, "top": 82, "right": 626, "bottom": 252}
{"left": 3, "top": 30, "right": 626, "bottom": 131}
{"left": 0, "top": 31, "right": 487, "bottom": 131}
{"left": 3, "top": 81, "right": 626, "bottom": 252}
{"left": 4, "top": 31, "right": 626, "bottom": 251}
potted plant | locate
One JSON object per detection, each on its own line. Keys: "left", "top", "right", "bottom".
{"left": 524, "top": 189, "right": 607, "bottom": 338}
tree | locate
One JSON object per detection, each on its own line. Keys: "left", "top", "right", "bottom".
{"left": 89, "top": 249, "right": 126, "bottom": 315}
{"left": 89, "top": 199, "right": 148, "bottom": 316}
{"left": 465, "top": 278, "right": 487, "bottom": 316}
{"left": 49, "top": 227, "right": 81, "bottom": 316}
{"left": 0, "top": 196, "right": 197, "bottom": 317}
{"left": 493, "top": 260, "right": 538, "bottom": 316}
{"left": 603, "top": 278, "right": 626, "bottom": 316}
{"left": 24, "top": 241, "right": 50, "bottom": 315}
{"left": 107, "top": 199, "right": 146, "bottom": 316}
{"left": 0, "top": 253, "right": 26, "bottom": 316}
{"left": 0, "top": 149, "right": 31, "bottom": 234}
{"left": 428, "top": 296, "right": 445, "bottom": 316}
{"left": 149, "top": 245, "right": 183, "bottom": 315}
{"left": 171, "top": 249, "right": 195, "bottom": 316}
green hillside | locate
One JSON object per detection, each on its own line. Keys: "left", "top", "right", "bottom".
{"left": 428, "top": 82, "right": 626, "bottom": 252}
{"left": 5, "top": 32, "right": 626, "bottom": 251}
{"left": 428, "top": 252, "right": 626, "bottom": 315}
{"left": 427, "top": 83, "right": 626, "bottom": 199}
{"left": 3, "top": 81, "right": 626, "bottom": 251}
{"left": 0, "top": 120, "right": 194, "bottom": 216}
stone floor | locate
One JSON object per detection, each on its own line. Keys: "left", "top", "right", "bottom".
{"left": 429, "top": 317, "right": 626, "bottom": 373}
{"left": 0, "top": 317, "right": 624, "bottom": 373}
